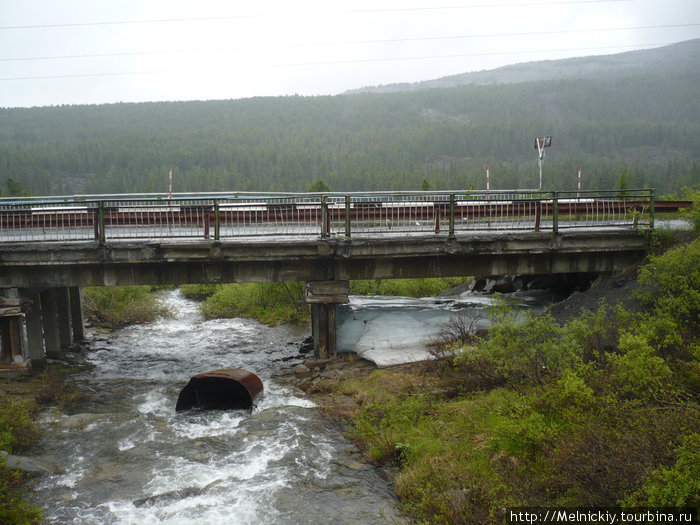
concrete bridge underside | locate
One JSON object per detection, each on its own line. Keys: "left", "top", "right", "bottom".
{"left": 0, "top": 230, "right": 649, "bottom": 364}
{"left": 0, "top": 230, "right": 647, "bottom": 288}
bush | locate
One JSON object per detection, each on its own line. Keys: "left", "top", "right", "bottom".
{"left": 0, "top": 400, "right": 42, "bottom": 525}
{"left": 636, "top": 238, "right": 700, "bottom": 355}
{"left": 201, "top": 282, "right": 308, "bottom": 325}
{"left": 625, "top": 433, "right": 700, "bottom": 507}
{"left": 680, "top": 185, "right": 700, "bottom": 233}
{"left": 0, "top": 462, "right": 42, "bottom": 525}
{"left": 82, "top": 286, "right": 170, "bottom": 328}
{"left": 468, "top": 311, "right": 575, "bottom": 389}
{"left": 179, "top": 283, "right": 219, "bottom": 300}
{"left": 350, "top": 277, "right": 466, "bottom": 297}
{"left": 0, "top": 400, "right": 39, "bottom": 454}
{"left": 608, "top": 332, "right": 674, "bottom": 401}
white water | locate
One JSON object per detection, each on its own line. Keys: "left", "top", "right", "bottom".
{"left": 33, "top": 291, "right": 408, "bottom": 524}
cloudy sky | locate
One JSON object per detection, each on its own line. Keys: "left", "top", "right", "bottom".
{"left": 2, "top": 0, "right": 699, "bottom": 108}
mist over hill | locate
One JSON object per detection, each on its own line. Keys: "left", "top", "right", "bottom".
{"left": 1, "top": 39, "right": 698, "bottom": 197}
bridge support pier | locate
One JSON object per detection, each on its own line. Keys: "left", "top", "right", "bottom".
{"left": 56, "top": 287, "right": 73, "bottom": 349}
{"left": 40, "top": 289, "right": 62, "bottom": 358}
{"left": 0, "top": 289, "right": 31, "bottom": 374}
{"left": 69, "top": 287, "right": 85, "bottom": 342}
{"left": 305, "top": 281, "right": 349, "bottom": 360}
{"left": 22, "top": 289, "right": 46, "bottom": 368}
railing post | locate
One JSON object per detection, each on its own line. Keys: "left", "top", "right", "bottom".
{"left": 321, "top": 195, "right": 329, "bottom": 238}
{"left": 214, "top": 200, "right": 220, "bottom": 240}
{"left": 344, "top": 195, "right": 351, "bottom": 238}
{"left": 97, "top": 201, "right": 105, "bottom": 243}
{"left": 649, "top": 188, "right": 655, "bottom": 231}
{"left": 448, "top": 193, "right": 455, "bottom": 239}
{"left": 552, "top": 191, "right": 559, "bottom": 234}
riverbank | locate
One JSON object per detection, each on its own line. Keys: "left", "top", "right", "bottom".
{"left": 294, "top": 235, "right": 699, "bottom": 524}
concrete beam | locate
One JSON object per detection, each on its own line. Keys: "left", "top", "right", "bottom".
{"left": 0, "top": 230, "right": 649, "bottom": 289}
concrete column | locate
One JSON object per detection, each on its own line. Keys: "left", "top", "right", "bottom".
{"left": 310, "top": 303, "right": 332, "bottom": 359}
{"left": 22, "top": 289, "right": 46, "bottom": 367}
{"left": 55, "top": 287, "right": 73, "bottom": 348}
{"left": 305, "top": 281, "right": 349, "bottom": 360}
{"left": 40, "top": 289, "right": 61, "bottom": 358}
{"left": 69, "top": 287, "right": 85, "bottom": 341}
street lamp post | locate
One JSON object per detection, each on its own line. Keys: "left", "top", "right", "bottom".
{"left": 534, "top": 136, "right": 552, "bottom": 190}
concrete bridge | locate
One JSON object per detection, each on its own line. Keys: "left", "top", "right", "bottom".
{"left": 0, "top": 188, "right": 667, "bottom": 371}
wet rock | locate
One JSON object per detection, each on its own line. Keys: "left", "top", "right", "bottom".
{"left": 55, "top": 413, "right": 109, "bottom": 430}
{"left": 493, "top": 277, "right": 514, "bottom": 294}
{"left": 298, "top": 336, "right": 314, "bottom": 354}
{"left": 482, "top": 279, "right": 496, "bottom": 293}
{"left": 1, "top": 451, "right": 62, "bottom": 475}
{"left": 293, "top": 364, "right": 312, "bottom": 377}
{"left": 303, "top": 359, "right": 331, "bottom": 370}
{"left": 133, "top": 479, "right": 222, "bottom": 507}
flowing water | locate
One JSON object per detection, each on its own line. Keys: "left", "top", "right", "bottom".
{"left": 32, "top": 291, "right": 409, "bottom": 525}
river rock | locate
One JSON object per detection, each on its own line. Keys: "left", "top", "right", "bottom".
{"left": 492, "top": 277, "right": 514, "bottom": 293}
{"left": 56, "top": 413, "right": 109, "bottom": 430}
{"left": 293, "top": 364, "right": 312, "bottom": 377}
{"left": 1, "top": 451, "right": 62, "bottom": 475}
{"left": 133, "top": 479, "right": 222, "bottom": 507}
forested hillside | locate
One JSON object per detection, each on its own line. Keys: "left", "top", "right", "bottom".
{"left": 1, "top": 40, "right": 699, "bottom": 196}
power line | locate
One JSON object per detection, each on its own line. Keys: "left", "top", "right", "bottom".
{"left": 2, "top": 23, "right": 696, "bottom": 63}
{"left": 0, "top": 41, "right": 675, "bottom": 82}
{"left": 0, "top": 0, "right": 634, "bottom": 30}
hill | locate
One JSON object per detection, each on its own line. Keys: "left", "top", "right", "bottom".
{"left": 1, "top": 40, "right": 699, "bottom": 196}
{"left": 348, "top": 38, "right": 700, "bottom": 92}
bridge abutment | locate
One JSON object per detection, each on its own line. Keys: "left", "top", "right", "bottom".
{"left": 305, "top": 280, "right": 349, "bottom": 359}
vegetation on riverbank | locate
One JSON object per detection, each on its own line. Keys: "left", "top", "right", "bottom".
{"left": 0, "top": 398, "right": 42, "bottom": 525}
{"left": 183, "top": 282, "right": 309, "bottom": 325}
{"left": 318, "top": 236, "right": 700, "bottom": 524}
{"left": 0, "top": 362, "right": 88, "bottom": 525}
{"left": 82, "top": 286, "right": 171, "bottom": 328}
{"left": 180, "top": 278, "right": 466, "bottom": 326}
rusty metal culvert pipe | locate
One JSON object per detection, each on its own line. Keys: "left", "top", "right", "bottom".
{"left": 175, "top": 368, "right": 263, "bottom": 412}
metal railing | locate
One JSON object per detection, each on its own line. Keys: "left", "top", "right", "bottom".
{"left": 0, "top": 189, "right": 655, "bottom": 243}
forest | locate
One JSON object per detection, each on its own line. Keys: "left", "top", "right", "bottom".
{"left": 1, "top": 41, "right": 699, "bottom": 197}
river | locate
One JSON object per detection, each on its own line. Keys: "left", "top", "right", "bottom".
{"left": 31, "top": 286, "right": 554, "bottom": 524}
{"left": 32, "top": 290, "right": 410, "bottom": 525}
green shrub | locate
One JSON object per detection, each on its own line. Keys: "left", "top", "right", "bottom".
{"left": 608, "top": 332, "right": 674, "bottom": 401}
{"left": 625, "top": 433, "right": 700, "bottom": 507}
{"left": 201, "top": 282, "right": 308, "bottom": 325}
{"left": 470, "top": 311, "right": 575, "bottom": 389}
{"left": 82, "top": 286, "right": 170, "bottom": 328}
{"left": 680, "top": 185, "right": 700, "bottom": 233}
{"left": 0, "top": 400, "right": 39, "bottom": 454}
{"left": 179, "top": 283, "right": 219, "bottom": 300}
{"left": 0, "top": 461, "right": 42, "bottom": 525}
{"left": 636, "top": 238, "right": 700, "bottom": 349}
{"left": 350, "top": 277, "right": 466, "bottom": 297}
{"left": 0, "top": 400, "right": 42, "bottom": 525}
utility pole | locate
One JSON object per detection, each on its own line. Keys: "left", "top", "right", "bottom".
{"left": 534, "top": 136, "right": 552, "bottom": 190}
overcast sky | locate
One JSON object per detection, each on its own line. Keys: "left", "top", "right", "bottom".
{"left": 1, "top": 0, "right": 699, "bottom": 108}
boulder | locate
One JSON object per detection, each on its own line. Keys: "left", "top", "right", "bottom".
{"left": 1, "top": 451, "right": 62, "bottom": 476}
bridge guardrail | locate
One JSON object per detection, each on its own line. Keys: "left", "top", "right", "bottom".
{"left": 0, "top": 189, "right": 655, "bottom": 243}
